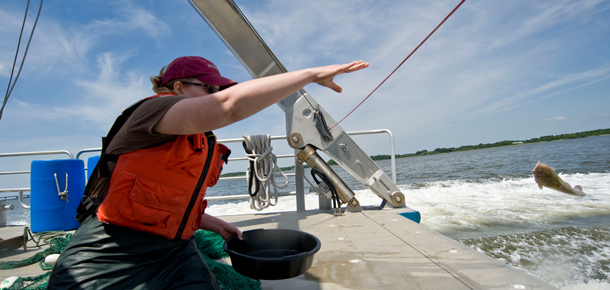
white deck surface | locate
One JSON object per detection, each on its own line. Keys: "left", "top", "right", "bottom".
{"left": 0, "top": 208, "right": 559, "bottom": 289}
{"left": 223, "top": 208, "right": 557, "bottom": 290}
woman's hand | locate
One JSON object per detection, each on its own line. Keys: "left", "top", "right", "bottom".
{"left": 217, "top": 222, "right": 242, "bottom": 240}
{"left": 313, "top": 60, "right": 369, "bottom": 93}
{"left": 200, "top": 213, "right": 243, "bottom": 240}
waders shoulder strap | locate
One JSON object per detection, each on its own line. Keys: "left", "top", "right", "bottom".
{"left": 76, "top": 99, "right": 150, "bottom": 222}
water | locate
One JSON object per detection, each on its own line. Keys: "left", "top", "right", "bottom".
{"left": 5, "top": 135, "right": 610, "bottom": 289}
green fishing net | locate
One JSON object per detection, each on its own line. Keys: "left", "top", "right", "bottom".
{"left": 0, "top": 229, "right": 71, "bottom": 289}
{"left": 1, "top": 229, "right": 261, "bottom": 290}
{"left": 194, "top": 230, "right": 261, "bottom": 290}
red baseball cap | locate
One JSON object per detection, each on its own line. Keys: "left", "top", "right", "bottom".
{"left": 161, "top": 56, "right": 237, "bottom": 89}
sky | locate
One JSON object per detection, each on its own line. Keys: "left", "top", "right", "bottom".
{"left": 1, "top": 0, "right": 609, "bottom": 178}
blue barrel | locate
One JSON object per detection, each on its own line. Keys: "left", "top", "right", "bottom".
{"left": 30, "top": 159, "right": 85, "bottom": 232}
{"left": 87, "top": 155, "right": 100, "bottom": 180}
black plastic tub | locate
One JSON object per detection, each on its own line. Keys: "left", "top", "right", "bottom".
{"left": 223, "top": 229, "right": 321, "bottom": 280}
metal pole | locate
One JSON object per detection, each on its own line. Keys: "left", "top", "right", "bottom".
{"left": 294, "top": 149, "right": 305, "bottom": 212}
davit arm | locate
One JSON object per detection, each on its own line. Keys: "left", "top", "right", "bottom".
{"left": 189, "top": 0, "right": 418, "bottom": 215}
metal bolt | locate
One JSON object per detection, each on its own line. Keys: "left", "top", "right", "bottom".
{"left": 339, "top": 143, "right": 348, "bottom": 152}
{"left": 292, "top": 136, "right": 299, "bottom": 142}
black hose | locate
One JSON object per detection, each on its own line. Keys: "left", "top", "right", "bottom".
{"left": 311, "top": 169, "right": 340, "bottom": 210}
{"left": 242, "top": 141, "right": 259, "bottom": 197}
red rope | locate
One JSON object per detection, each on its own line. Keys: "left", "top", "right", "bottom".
{"left": 330, "top": 0, "right": 465, "bottom": 129}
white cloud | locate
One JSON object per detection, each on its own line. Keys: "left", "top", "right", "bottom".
{"left": 88, "top": 3, "right": 171, "bottom": 40}
{"left": 465, "top": 65, "right": 610, "bottom": 123}
{"left": 479, "top": 0, "right": 605, "bottom": 50}
{"left": 72, "top": 52, "right": 149, "bottom": 125}
{"left": 0, "top": 4, "right": 92, "bottom": 79}
{"left": 1, "top": 52, "right": 148, "bottom": 125}
{"left": 545, "top": 116, "right": 568, "bottom": 122}
{"left": 534, "top": 66, "right": 610, "bottom": 98}
{"left": 0, "top": 0, "right": 176, "bottom": 126}
{"left": 1, "top": 1, "right": 171, "bottom": 80}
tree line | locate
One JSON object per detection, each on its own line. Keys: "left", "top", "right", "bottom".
{"left": 375, "top": 128, "right": 610, "bottom": 160}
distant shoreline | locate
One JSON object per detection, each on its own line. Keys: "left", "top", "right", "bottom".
{"left": 369, "top": 128, "right": 610, "bottom": 161}
{"left": 222, "top": 128, "right": 609, "bottom": 177}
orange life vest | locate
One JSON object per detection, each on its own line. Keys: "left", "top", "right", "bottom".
{"left": 97, "top": 102, "right": 230, "bottom": 240}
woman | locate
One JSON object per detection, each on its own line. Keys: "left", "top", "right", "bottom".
{"left": 47, "top": 56, "right": 368, "bottom": 289}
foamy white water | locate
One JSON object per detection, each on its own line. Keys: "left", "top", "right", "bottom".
{"left": 207, "top": 172, "right": 610, "bottom": 236}
{"left": 402, "top": 172, "right": 610, "bottom": 237}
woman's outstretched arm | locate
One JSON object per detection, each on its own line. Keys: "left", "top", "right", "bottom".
{"left": 154, "top": 61, "right": 369, "bottom": 135}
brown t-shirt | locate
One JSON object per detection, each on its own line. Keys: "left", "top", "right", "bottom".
{"left": 87, "top": 95, "right": 186, "bottom": 199}
{"left": 107, "top": 95, "right": 187, "bottom": 154}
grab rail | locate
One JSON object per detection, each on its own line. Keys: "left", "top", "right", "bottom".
{"left": 0, "top": 188, "right": 31, "bottom": 209}
{"left": 0, "top": 150, "right": 75, "bottom": 178}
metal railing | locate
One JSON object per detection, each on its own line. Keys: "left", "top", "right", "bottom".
{"left": 0, "top": 151, "right": 75, "bottom": 211}
{"left": 0, "top": 150, "right": 74, "bottom": 177}
{"left": 0, "top": 189, "right": 30, "bottom": 209}
{"left": 0, "top": 129, "right": 397, "bottom": 212}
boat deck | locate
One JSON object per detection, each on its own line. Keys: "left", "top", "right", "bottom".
{"left": 0, "top": 226, "right": 51, "bottom": 282}
{"left": 0, "top": 208, "right": 558, "bottom": 289}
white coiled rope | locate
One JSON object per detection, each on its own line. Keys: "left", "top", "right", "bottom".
{"left": 243, "top": 135, "right": 288, "bottom": 211}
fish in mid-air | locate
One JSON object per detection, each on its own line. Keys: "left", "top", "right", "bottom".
{"left": 532, "top": 161, "right": 585, "bottom": 196}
